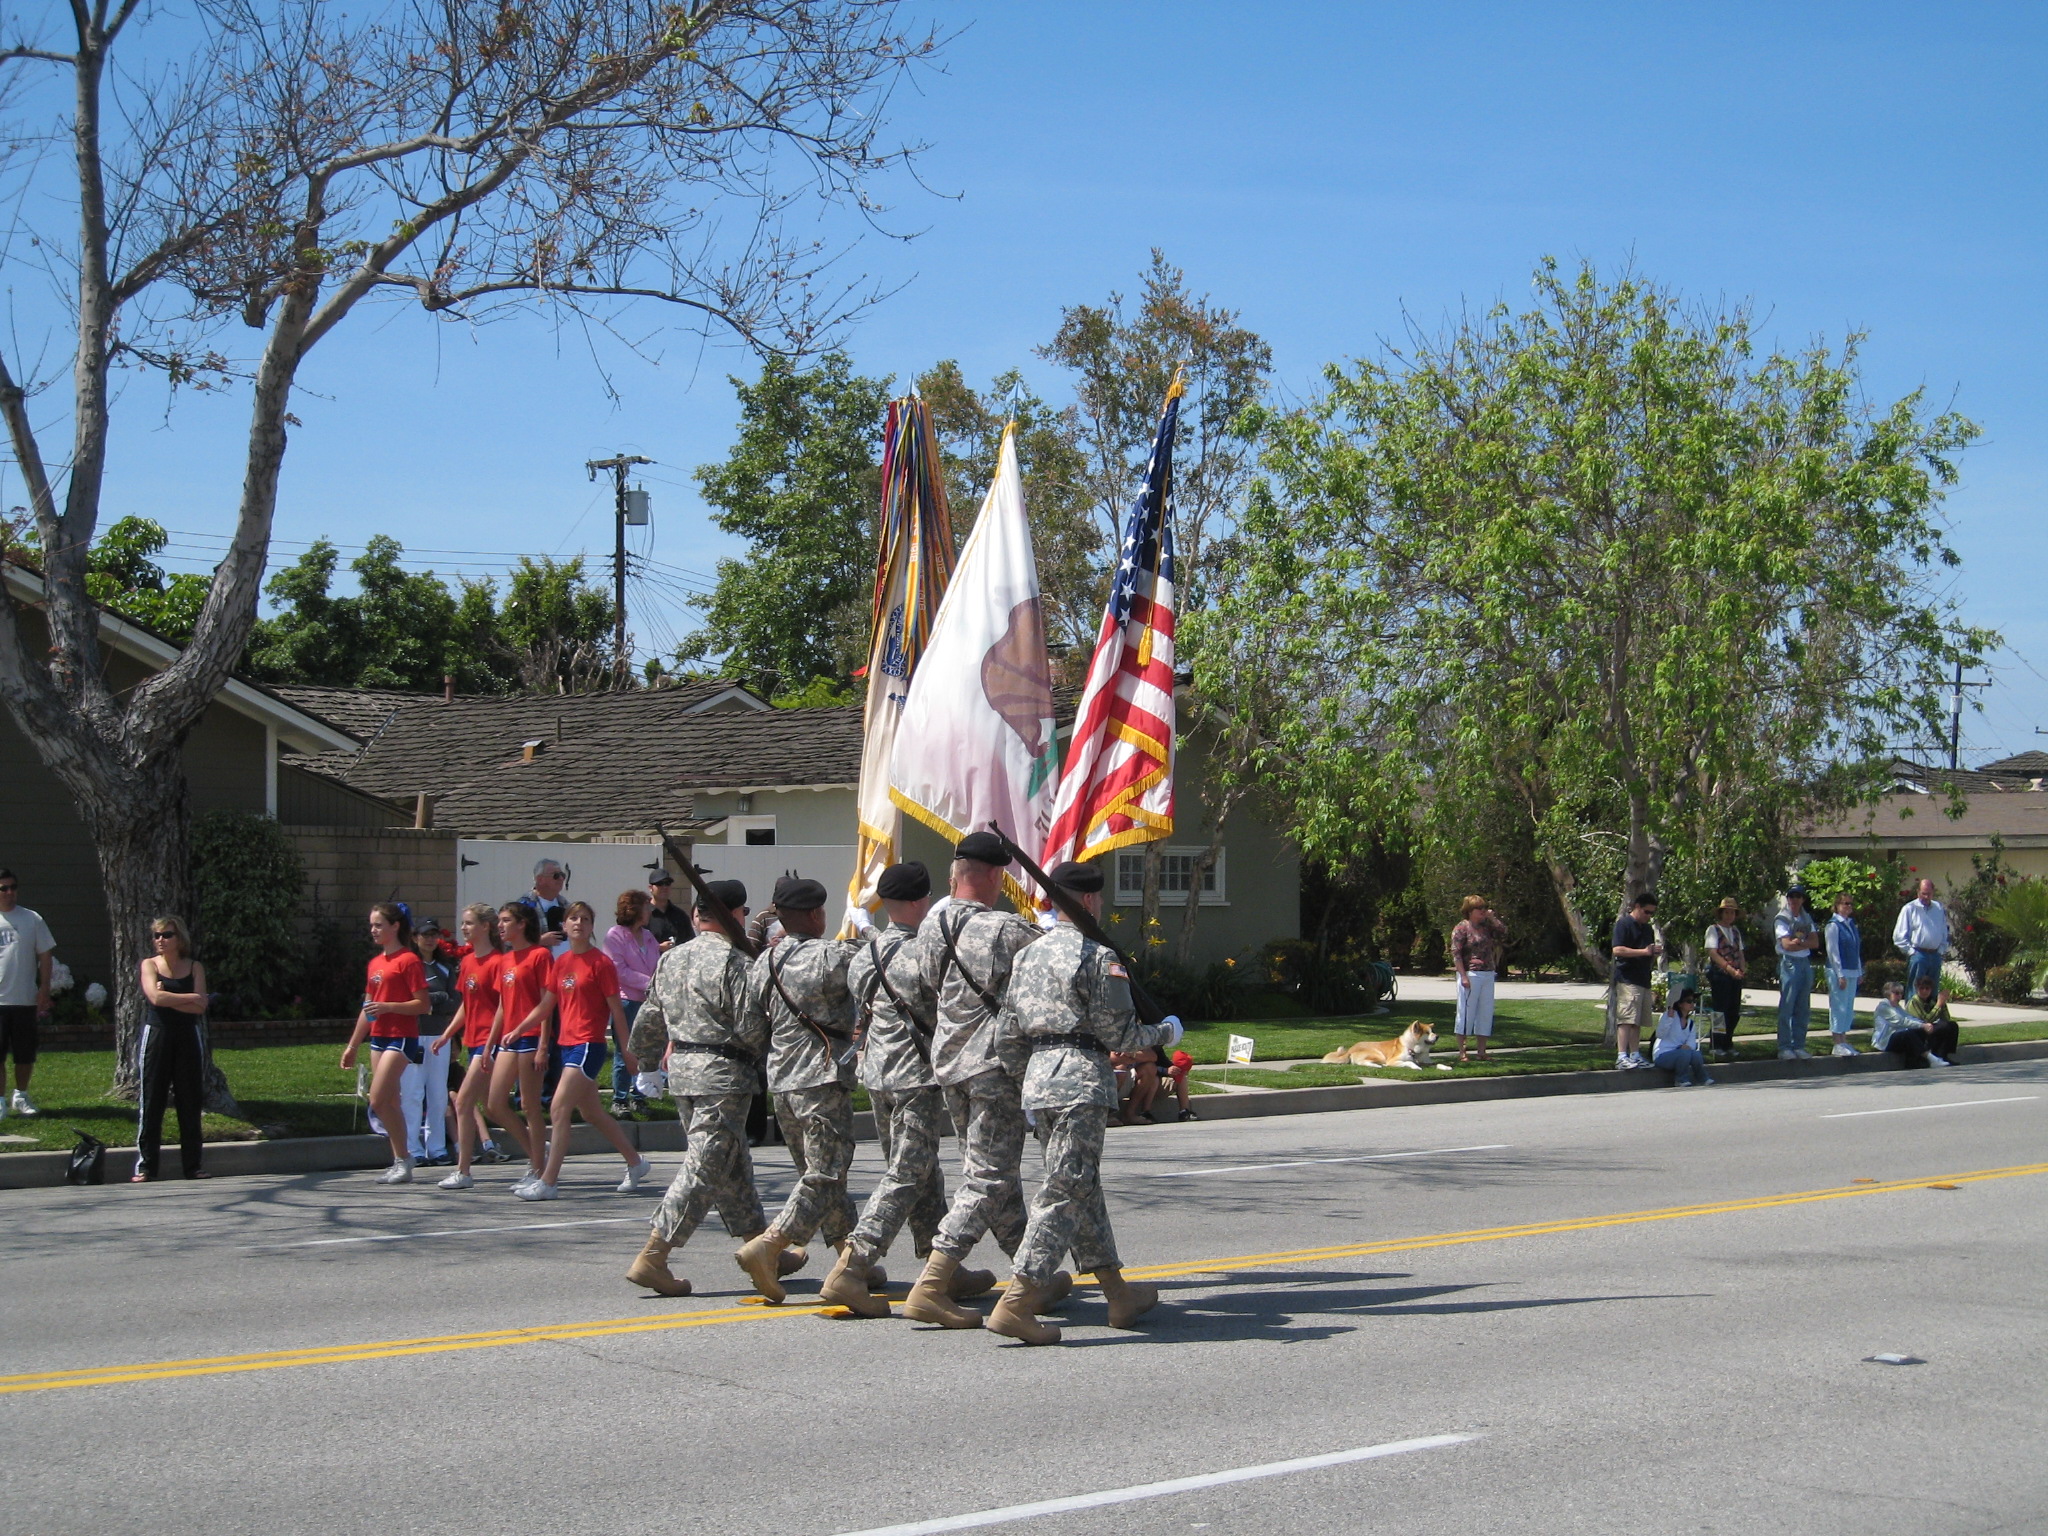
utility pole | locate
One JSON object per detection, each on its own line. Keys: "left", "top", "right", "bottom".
{"left": 1947, "top": 660, "right": 1988, "bottom": 771}
{"left": 586, "top": 454, "right": 652, "bottom": 686}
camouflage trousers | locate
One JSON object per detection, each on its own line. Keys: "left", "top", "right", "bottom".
{"left": 1013, "top": 1103, "right": 1119, "bottom": 1286}
{"left": 848, "top": 1085, "right": 947, "bottom": 1265}
{"left": 767, "top": 1083, "right": 859, "bottom": 1247}
{"left": 651, "top": 1094, "right": 766, "bottom": 1247}
{"left": 933, "top": 1068, "right": 1028, "bottom": 1263}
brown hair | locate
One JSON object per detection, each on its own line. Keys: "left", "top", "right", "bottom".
{"left": 616, "top": 888, "right": 649, "bottom": 927}
{"left": 564, "top": 899, "right": 597, "bottom": 924}
{"left": 370, "top": 901, "right": 413, "bottom": 944}
{"left": 1460, "top": 894, "right": 1489, "bottom": 918}
{"left": 498, "top": 902, "right": 541, "bottom": 945}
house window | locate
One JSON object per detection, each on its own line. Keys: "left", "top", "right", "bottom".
{"left": 729, "top": 815, "right": 777, "bottom": 846}
{"left": 1114, "top": 846, "right": 1226, "bottom": 907}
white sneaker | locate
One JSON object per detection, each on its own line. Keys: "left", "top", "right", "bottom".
{"left": 617, "top": 1157, "right": 652, "bottom": 1194}
{"left": 438, "top": 1171, "right": 474, "bottom": 1190}
{"left": 1927, "top": 1054, "right": 1950, "bottom": 1067}
{"left": 1616, "top": 1054, "right": 1632, "bottom": 1070}
{"left": 1831, "top": 1043, "right": 1858, "bottom": 1057}
{"left": 1794, "top": 1049, "right": 1813, "bottom": 1060}
{"left": 514, "top": 1178, "right": 558, "bottom": 1202}
{"left": 1700, "top": 1075, "right": 1716, "bottom": 1086}
{"left": 377, "top": 1159, "right": 416, "bottom": 1185}
{"left": 1777, "top": 1049, "right": 1798, "bottom": 1060}
{"left": 11, "top": 1090, "right": 37, "bottom": 1116}
{"left": 511, "top": 1168, "right": 543, "bottom": 1195}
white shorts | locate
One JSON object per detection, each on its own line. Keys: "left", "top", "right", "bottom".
{"left": 1455, "top": 970, "right": 1496, "bottom": 1036}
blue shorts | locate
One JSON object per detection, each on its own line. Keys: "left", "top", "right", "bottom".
{"left": 502, "top": 1035, "right": 540, "bottom": 1054}
{"left": 553, "top": 1041, "right": 610, "bottom": 1081}
{"left": 369, "top": 1036, "right": 424, "bottom": 1065}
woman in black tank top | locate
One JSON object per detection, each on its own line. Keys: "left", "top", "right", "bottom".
{"left": 136, "top": 916, "right": 210, "bottom": 1181}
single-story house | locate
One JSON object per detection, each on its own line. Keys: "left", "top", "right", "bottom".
{"left": 1798, "top": 753, "right": 2048, "bottom": 889}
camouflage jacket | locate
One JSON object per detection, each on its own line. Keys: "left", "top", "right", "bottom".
{"left": 914, "top": 898, "right": 1041, "bottom": 1086}
{"left": 746, "top": 933, "right": 859, "bottom": 1094}
{"left": 994, "top": 922, "right": 1173, "bottom": 1110}
{"left": 629, "top": 932, "right": 763, "bottom": 1098}
{"left": 848, "top": 920, "right": 938, "bottom": 1093}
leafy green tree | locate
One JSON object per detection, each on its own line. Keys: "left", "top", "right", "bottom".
{"left": 679, "top": 353, "right": 891, "bottom": 700}
{"left": 497, "top": 556, "right": 620, "bottom": 694}
{"left": 1228, "top": 259, "right": 1995, "bottom": 972}
{"left": 82, "top": 518, "right": 213, "bottom": 641}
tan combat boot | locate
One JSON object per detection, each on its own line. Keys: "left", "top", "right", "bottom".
{"left": 1095, "top": 1266, "right": 1159, "bottom": 1328}
{"left": 776, "top": 1244, "right": 809, "bottom": 1277}
{"left": 1040, "top": 1270, "right": 1073, "bottom": 1309}
{"left": 901, "top": 1252, "right": 984, "bottom": 1328}
{"left": 986, "top": 1276, "right": 1062, "bottom": 1345}
{"left": 819, "top": 1243, "right": 891, "bottom": 1318}
{"left": 625, "top": 1233, "right": 691, "bottom": 1297}
{"left": 948, "top": 1263, "right": 997, "bottom": 1300}
{"left": 734, "top": 1230, "right": 789, "bottom": 1303}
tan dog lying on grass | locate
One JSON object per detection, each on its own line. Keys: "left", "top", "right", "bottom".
{"left": 1321, "top": 1021, "right": 1438, "bottom": 1070}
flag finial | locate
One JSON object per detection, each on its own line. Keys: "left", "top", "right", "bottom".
{"left": 1165, "top": 366, "right": 1187, "bottom": 403}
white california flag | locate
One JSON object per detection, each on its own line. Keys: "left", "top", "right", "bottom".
{"left": 888, "top": 424, "right": 1059, "bottom": 909}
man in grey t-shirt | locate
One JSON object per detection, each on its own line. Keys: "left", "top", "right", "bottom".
{"left": 0, "top": 869, "right": 56, "bottom": 1118}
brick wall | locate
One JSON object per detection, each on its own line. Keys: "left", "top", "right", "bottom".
{"left": 288, "top": 826, "right": 457, "bottom": 927}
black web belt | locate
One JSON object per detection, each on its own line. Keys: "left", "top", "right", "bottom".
{"left": 674, "top": 1039, "right": 759, "bottom": 1066}
{"left": 1029, "top": 1031, "right": 1109, "bottom": 1057}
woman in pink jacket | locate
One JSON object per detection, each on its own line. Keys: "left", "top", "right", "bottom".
{"left": 605, "top": 889, "right": 664, "bottom": 1116}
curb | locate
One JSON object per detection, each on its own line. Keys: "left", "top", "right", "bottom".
{"left": 3, "top": 1041, "right": 2042, "bottom": 1191}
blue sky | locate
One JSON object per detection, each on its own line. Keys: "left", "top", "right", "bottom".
{"left": 89, "top": 1, "right": 2046, "bottom": 759}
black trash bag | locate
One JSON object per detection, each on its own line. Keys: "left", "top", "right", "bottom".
{"left": 66, "top": 1129, "right": 107, "bottom": 1186}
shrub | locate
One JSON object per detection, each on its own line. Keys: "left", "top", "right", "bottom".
{"left": 1982, "top": 964, "right": 2034, "bottom": 1004}
{"left": 190, "top": 810, "right": 304, "bottom": 1019}
{"left": 1262, "top": 940, "right": 1393, "bottom": 1015}
{"left": 1861, "top": 957, "right": 1907, "bottom": 997}
{"left": 1944, "top": 846, "right": 2020, "bottom": 980}
{"left": 1134, "top": 957, "right": 1243, "bottom": 1022}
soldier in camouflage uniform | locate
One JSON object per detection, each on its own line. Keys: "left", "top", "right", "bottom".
{"left": 623, "top": 880, "right": 771, "bottom": 1298}
{"left": 733, "top": 876, "right": 863, "bottom": 1303}
{"left": 986, "top": 859, "right": 1184, "bottom": 1344}
{"left": 822, "top": 862, "right": 997, "bottom": 1317}
{"left": 899, "top": 831, "right": 1063, "bottom": 1329}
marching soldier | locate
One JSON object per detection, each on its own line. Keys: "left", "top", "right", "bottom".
{"left": 733, "top": 876, "right": 864, "bottom": 1302}
{"left": 822, "top": 862, "right": 995, "bottom": 1316}
{"left": 986, "top": 859, "right": 1184, "bottom": 1345}
{"left": 902, "top": 831, "right": 1068, "bottom": 1327}
{"left": 623, "top": 879, "right": 781, "bottom": 1297}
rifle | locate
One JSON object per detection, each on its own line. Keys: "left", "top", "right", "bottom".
{"left": 656, "top": 826, "right": 760, "bottom": 960}
{"left": 987, "top": 823, "right": 1166, "bottom": 1026}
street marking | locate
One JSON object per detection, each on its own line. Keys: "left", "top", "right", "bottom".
{"left": 1821, "top": 1096, "right": 2039, "bottom": 1120}
{"left": 1151, "top": 1144, "right": 1509, "bottom": 1178}
{"left": 829, "top": 1435, "right": 1477, "bottom": 1535}
{"left": 262, "top": 1218, "right": 642, "bottom": 1249}
{"left": 5, "top": 1161, "right": 2043, "bottom": 1396}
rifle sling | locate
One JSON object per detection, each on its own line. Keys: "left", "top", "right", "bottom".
{"left": 860, "top": 933, "right": 933, "bottom": 1064}
{"left": 937, "top": 910, "right": 1003, "bottom": 1017}
{"left": 768, "top": 945, "right": 852, "bottom": 1050}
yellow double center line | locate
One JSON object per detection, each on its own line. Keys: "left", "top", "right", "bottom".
{"left": 5, "top": 1161, "right": 2040, "bottom": 1397}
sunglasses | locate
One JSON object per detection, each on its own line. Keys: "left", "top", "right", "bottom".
{"left": 0, "top": 884, "right": 16, "bottom": 893}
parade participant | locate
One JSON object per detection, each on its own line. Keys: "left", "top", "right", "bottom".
{"left": 733, "top": 876, "right": 864, "bottom": 1302}
{"left": 623, "top": 879, "right": 779, "bottom": 1297}
{"left": 432, "top": 903, "right": 528, "bottom": 1189}
{"left": 986, "top": 860, "right": 1183, "bottom": 1344}
{"left": 822, "top": 861, "right": 994, "bottom": 1316}
{"left": 487, "top": 903, "right": 557, "bottom": 1194}
{"left": 902, "top": 831, "right": 1052, "bottom": 1328}
{"left": 515, "top": 902, "right": 650, "bottom": 1200}
{"left": 339, "top": 904, "right": 432, "bottom": 1185}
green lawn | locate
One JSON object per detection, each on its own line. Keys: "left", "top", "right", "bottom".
{"left": 1173, "top": 997, "right": 1607, "bottom": 1067}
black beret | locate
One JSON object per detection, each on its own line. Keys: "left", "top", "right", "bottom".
{"left": 695, "top": 878, "right": 747, "bottom": 913}
{"left": 876, "top": 861, "right": 931, "bottom": 901}
{"left": 1049, "top": 860, "right": 1103, "bottom": 894}
{"left": 954, "top": 830, "right": 1011, "bottom": 866}
{"left": 772, "top": 875, "right": 829, "bottom": 912}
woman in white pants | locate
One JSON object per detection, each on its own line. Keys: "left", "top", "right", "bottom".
{"left": 1451, "top": 895, "right": 1508, "bottom": 1063}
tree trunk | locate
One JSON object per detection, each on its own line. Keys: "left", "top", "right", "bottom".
{"left": 72, "top": 756, "right": 236, "bottom": 1112}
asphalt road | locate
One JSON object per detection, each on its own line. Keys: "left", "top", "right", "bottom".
{"left": 4, "top": 1062, "right": 2044, "bottom": 1536}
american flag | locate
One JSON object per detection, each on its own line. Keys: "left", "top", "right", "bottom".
{"left": 1040, "top": 380, "right": 1181, "bottom": 873}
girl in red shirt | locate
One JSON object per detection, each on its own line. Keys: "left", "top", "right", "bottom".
{"left": 339, "top": 904, "right": 432, "bottom": 1184}
{"left": 516, "top": 901, "right": 650, "bottom": 1201}
{"left": 487, "top": 903, "right": 558, "bottom": 1192}
{"left": 430, "top": 903, "right": 529, "bottom": 1189}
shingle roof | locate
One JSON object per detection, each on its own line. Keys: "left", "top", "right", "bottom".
{"left": 1977, "top": 750, "right": 2048, "bottom": 778}
{"left": 1804, "top": 789, "right": 2048, "bottom": 847}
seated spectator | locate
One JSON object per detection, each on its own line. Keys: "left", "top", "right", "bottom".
{"left": 1166, "top": 1049, "right": 1196, "bottom": 1121}
{"left": 1110, "top": 1049, "right": 1150, "bottom": 1125}
{"left": 1116, "top": 1044, "right": 1198, "bottom": 1123}
{"left": 1652, "top": 988, "right": 1714, "bottom": 1086}
{"left": 1877, "top": 977, "right": 1960, "bottom": 1068}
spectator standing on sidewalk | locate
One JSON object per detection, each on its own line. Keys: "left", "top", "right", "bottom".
{"left": 1892, "top": 879, "right": 1950, "bottom": 995}
{"left": 1451, "top": 895, "right": 1508, "bottom": 1064}
{"left": 606, "top": 889, "right": 662, "bottom": 1117}
{"left": 644, "top": 870, "right": 685, "bottom": 951}
{"left": 1823, "top": 891, "right": 1864, "bottom": 1057}
{"left": 1609, "top": 892, "right": 1662, "bottom": 1070}
{"left": 134, "top": 915, "right": 210, "bottom": 1180}
{"left": 1774, "top": 885, "right": 1820, "bottom": 1060}
{"left": 0, "top": 869, "right": 55, "bottom": 1119}
{"left": 1704, "top": 899, "right": 1746, "bottom": 1059}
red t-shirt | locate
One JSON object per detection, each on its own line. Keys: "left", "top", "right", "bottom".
{"left": 550, "top": 947, "right": 619, "bottom": 1048}
{"left": 457, "top": 952, "right": 503, "bottom": 1048}
{"left": 498, "top": 945, "right": 554, "bottom": 1041}
{"left": 364, "top": 949, "right": 427, "bottom": 1039}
